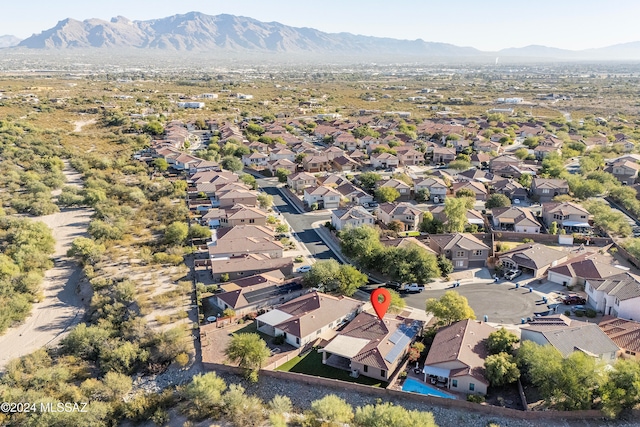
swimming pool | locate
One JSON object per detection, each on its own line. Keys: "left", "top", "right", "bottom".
{"left": 402, "top": 378, "right": 456, "bottom": 399}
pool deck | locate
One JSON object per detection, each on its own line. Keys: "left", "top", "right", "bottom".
{"left": 396, "top": 365, "right": 465, "bottom": 400}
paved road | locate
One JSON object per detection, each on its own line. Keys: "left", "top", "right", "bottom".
{"left": 256, "top": 177, "right": 337, "bottom": 260}
{"left": 402, "top": 282, "right": 545, "bottom": 324}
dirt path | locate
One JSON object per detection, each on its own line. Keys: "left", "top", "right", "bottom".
{"left": 0, "top": 163, "right": 91, "bottom": 370}
{"left": 73, "top": 118, "right": 96, "bottom": 133}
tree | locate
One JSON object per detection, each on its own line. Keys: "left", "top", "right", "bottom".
{"left": 375, "top": 187, "right": 400, "bottom": 203}
{"left": 437, "top": 255, "right": 454, "bottom": 277}
{"left": 67, "top": 237, "right": 105, "bottom": 265}
{"left": 448, "top": 160, "right": 472, "bottom": 171}
{"left": 387, "top": 220, "right": 405, "bottom": 233}
{"left": 275, "top": 224, "right": 289, "bottom": 233}
{"left": 354, "top": 403, "right": 437, "bottom": 427}
{"left": 455, "top": 188, "right": 476, "bottom": 199}
{"left": 485, "top": 194, "right": 511, "bottom": 209}
{"left": 357, "top": 172, "right": 382, "bottom": 192}
{"left": 184, "top": 372, "right": 227, "bottom": 419}
{"left": 600, "top": 359, "right": 640, "bottom": 419}
{"left": 443, "top": 197, "right": 472, "bottom": 233}
{"left": 275, "top": 168, "right": 291, "bottom": 183}
{"left": 303, "top": 260, "right": 366, "bottom": 296}
{"left": 143, "top": 121, "right": 164, "bottom": 135}
{"left": 223, "top": 384, "right": 265, "bottom": 427}
{"left": 549, "top": 221, "right": 559, "bottom": 235}
{"left": 152, "top": 158, "right": 169, "bottom": 172}
{"left": 164, "top": 221, "right": 188, "bottom": 246}
{"left": 425, "top": 290, "right": 476, "bottom": 326}
{"left": 518, "top": 173, "right": 532, "bottom": 188}
{"left": 339, "top": 225, "right": 382, "bottom": 267}
{"left": 388, "top": 289, "right": 406, "bottom": 314}
{"left": 224, "top": 333, "right": 270, "bottom": 381}
{"left": 188, "top": 224, "right": 211, "bottom": 240}
{"left": 221, "top": 156, "right": 243, "bottom": 172}
{"left": 485, "top": 352, "right": 520, "bottom": 387}
{"left": 257, "top": 193, "right": 274, "bottom": 210}
{"left": 240, "top": 174, "right": 257, "bottom": 189}
{"left": 487, "top": 327, "right": 519, "bottom": 355}
{"left": 307, "top": 395, "right": 353, "bottom": 427}
{"left": 514, "top": 147, "right": 530, "bottom": 160}
{"left": 415, "top": 188, "right": 431, "bottom": 203}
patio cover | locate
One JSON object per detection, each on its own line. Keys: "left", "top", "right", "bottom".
{"left": 422, "top": 366, "right": 451, "bottom": 378}
{"left": 562, "top": 221, "right": 590, "bottom": 227}
{"left": 322, "top": 335, "right": 369, "bottom": 358}
{"left": 255, "top": 309, "right": 292, "bottom": 327}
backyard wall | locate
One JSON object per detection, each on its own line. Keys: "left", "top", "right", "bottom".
{"left": 202, "top": 362, "right": 631, "bottom": 422}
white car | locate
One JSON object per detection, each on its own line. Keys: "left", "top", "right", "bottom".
{"left": 504, "top": 269, "right": 522, "bottom": 280}
{"left": 296, "top": 265, "right": 312, "bottom": 273}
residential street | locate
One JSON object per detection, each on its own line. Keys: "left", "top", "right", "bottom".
{"left": 256, "top": 176, "right": 339, "bottom": 261}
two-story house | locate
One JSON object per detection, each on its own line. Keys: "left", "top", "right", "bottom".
{"left": 429, "top": 233, "right": 490, "bottom": 270}
{"left": 497, "top": 243, "right": 567, "bottom": 278}
{"left": 396, "top": 147, "right": 424, "bottom": 166}
{"left": 380, "top": 179, "right": 412, "bottom": 201}
{"left": 303, "top": 155, "right": 332, "bottom": 173}
{"left": 605, "top": 160, "right": 640, "bottom": 185}
{"left": 303, "top": 186, "right": 342, "bottom": 210}
{"left": 452, "top": 181, "right": 488, "bottom": 201}
{"left": 413, "top": 177, "right": 448, "bottom": 202}
{"left": 491, "top": 207, "right": 541, "bottom": 233}
{"left": 432, "top": 147, "right": 456, "bottom": 163}
{"left": 202, "top": 204, "right": 268, "bottom": 228}
{"left": 331, "top": 206, "right": 376, "bottom": 231}
{"left": 370, "top": 152, "right": 399, "bottom": 169}
{"left": 542, "top": 202, "right": 591, "bottom": 234}
{"left": 376, "top": 202, "right": 424, "bottom": 231}
{"left": 287, "top": 172, "right": 317, "bottom": 193}
{"left": 530, "top": 178, "right": 569, "bottom": 203}
{"left": 242, "top": 152, "right": 269, "bottom": 168}
{"left": 586, "top": 272, "right": 640, "bottom": 319}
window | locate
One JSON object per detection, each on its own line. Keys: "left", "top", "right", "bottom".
{"left": 615, "top": 298, "right": 620, "bottom": 306}
{"left": 316, "top": 329, "right": 321, "bottom": 336}
{"left": 473, "top": 250, "right": 483, "bottom": 256}
{"left": 451, "top": 379, "right": 458, "bottom": 388}
{"left": 381, "top": 370, "right": 386, "bottom": 378}
{"left": 363, "top": 365, "right": 368, "bottom": 373}
{"left": 456, "top": 251, "right": 465, "bottom": 257}
{"left": 249, "top": 219, "right": 255, "bottom": 224}
{"left": 542, "top": 189, "right": 549, "bottom": 194}
{"left": 626, "top": 350, "right": 637, "bottom": 356}
{"left": 296, "top": 337, "right": 300, "bottom": 344}
{"left": 469, "top": 383, "right": 475, "bottom": 391}
{"left": 456, "top": 260, "right": 464, "bottom": 267}
{"left": 580, "top": 215, "right": 587, "bottom": 219}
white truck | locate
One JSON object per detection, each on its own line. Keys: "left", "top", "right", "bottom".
{"left": 401, "top": 283, "right": 425, "bottom": 293}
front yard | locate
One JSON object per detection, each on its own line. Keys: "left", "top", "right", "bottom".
{"left": 276, "top": 349, "right": 387, "bottom": 387}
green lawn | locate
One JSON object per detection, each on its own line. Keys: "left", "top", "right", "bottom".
{"left": 399, "top": 231, "right": 421, "bottom": 237}
{"left": 276, "top": 349, "right": 386, "bottom": 387}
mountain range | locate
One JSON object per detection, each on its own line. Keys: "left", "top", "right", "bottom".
{"left": 8, "top": 12, "right": 640, "bottom": 61}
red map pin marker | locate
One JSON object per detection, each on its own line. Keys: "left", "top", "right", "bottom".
{"left": 371, "top": 288, "right": 391, "bottom": 321}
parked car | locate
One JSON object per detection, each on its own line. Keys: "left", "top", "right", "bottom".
{"left": 384, "top": 282, "right": 402, "bottom": 291}
{"left": 504, "top": 269, "right": 522, "bottom": 280}
{"left": 534, "top": 310, "right": 553, "bottom": 317}
{"left": 401, "top": 283, "right": 425, "bottom": 293}
{"left": 275, "top": 233, "right": 289, "bottom": 239}
{"left": 571, "top": 305, "right": 587, "bottom": 315}
{"left": 296, "top": 265, "right": 312, "bottom": 273}
{"left": 563, "top": 294, "right": 586, "bottom": 305}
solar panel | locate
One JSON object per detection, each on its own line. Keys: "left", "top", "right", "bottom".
{"left": 384, "top": 321, "right": 422, "bottom": 364}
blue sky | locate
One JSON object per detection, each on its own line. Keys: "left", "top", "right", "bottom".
{"left": 4, "top": 0, "right": 640, "bottom": 51}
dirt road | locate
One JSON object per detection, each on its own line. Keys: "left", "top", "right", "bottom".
{"left": 0, "top": 162, "right": 91, "bottom": 370}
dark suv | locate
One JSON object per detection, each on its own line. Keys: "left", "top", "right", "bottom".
{"left": 563, "top": 294, "right": 586, "bottom": 305}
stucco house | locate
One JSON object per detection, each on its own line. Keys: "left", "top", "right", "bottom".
{"left": 585, "top": 272, "right": 640, "bottom": 319}
{"left": 497, "top": 243, "right": 567, "bottom": 278}
{"left": 331, "top": 206, "right": 375, "bottom": 231}
{"left": 491, "top": 207, "right": 541, "bottom": 233}
{"left": 320, "top": 312, "right": 423, "bottom": 382}
{"left": 376, "top": 202, "right": 424, "bottom": 231}
{"left": 287, "top": 172, "right": 317, "bottom": 193}
{"left": 530, "top": 178, "right": 569, "bottom": 203}
{"left": 541, "top": 202, "right": 592, "bottom": 234}
{"left": 256, "top": 291, "right": 363, "bottom": 348}
{"left": 521, "top": 315, "right": 619, "bottom": 364}
{"left": 303, "top": 186, "right": 342, "bottom": 210}
{"left": 422, "top": 319, "right": 495, "bottom": 395}
{"left": 429, "top": 233, "right": 490, "bottom": 270}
